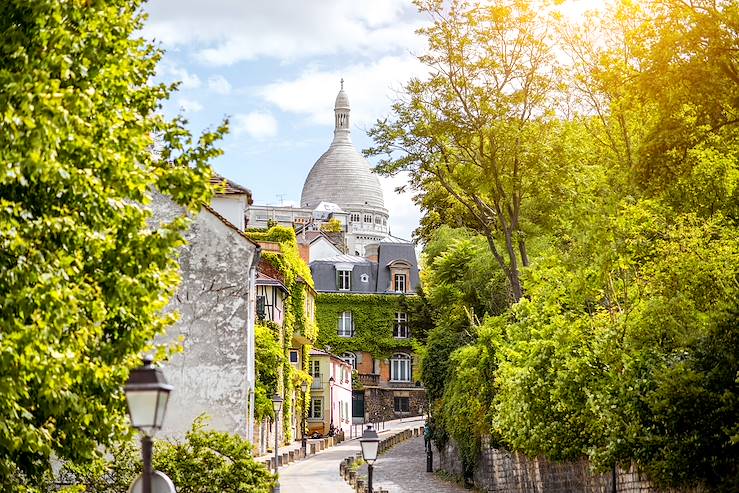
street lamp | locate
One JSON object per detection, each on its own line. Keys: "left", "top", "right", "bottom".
{"left": 328, "top": 376, "right": 335, "bottom": 436}
{"left": 124, "top": 356, "right": 173, "bottom": 493}
{"left": 300, "top": 381, "right": 308, "bottom": 452}
{"left": 272, "top": 393, "right": 284, "bottom": 492}
{"left": 360, "top": 425, "right": 380, "bottom": 493}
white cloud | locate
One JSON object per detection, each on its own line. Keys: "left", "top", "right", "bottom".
{"left": 159, "top": 61, "right": 201, "bottom": 89}
{"left": 142, "top": 0, "right": 426, "bottom": 65}
{"left": 207, "top": 75, "right": 232, "bottom": 95}
{"left": 177, "top": 98, "right": 203, "bottom": 113}
{"left": 259, "top": 54, "right": 427, "bottom": 128}
{"left": 233, "top": 111, "right": 278, "bottom": 140}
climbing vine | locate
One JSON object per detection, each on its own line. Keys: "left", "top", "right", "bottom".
{"left": 246, "top": 226, "right": 316, "bottom": 443}
{"left": 315, "top": 293, "right": 422, "bottom": 359}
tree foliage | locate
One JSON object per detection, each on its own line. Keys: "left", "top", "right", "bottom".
{"left": 404, "top": 0, "right": 739, "bottom": 489}
{"left": 367, "top": 0, "right": 571, "bottom": 301}
{"left": 0, "top": 0, "right": 225, "bottom": 488}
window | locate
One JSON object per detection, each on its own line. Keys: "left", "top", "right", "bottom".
{"left": 341, "top": 352, "right": 357, "bottom": 370}
{"left": 337, "top": 269, "right": 351, "bottom": 291}
{"left": 337, "top": 312, "right": 354, "bottom": 337}
{"left": 390, "top": 353, "right": 411, "bottom": 382}
{"left": 309, "top": 360, "right": 320, "bottom": 379}
{"left": 375, "top": 216, "right": 382, "bottom": 224}
{"left": 350, "top": 213, "right": 360, "bottom": 222}
{"left": 394, "top": 312, "right": 408, "bottom": 338}
{"left": 289, "top": 350, "right": 299, "bottom": 364}
{"left": 309, "top": 398, "right": 323, "bottom": 419}
{"left": 394, "top": 273, "right": 407, "bottom": 293}
{"left": 364, "top": 214, "right": 372, "bottom": 223}
{"left": 394, "top": 396, "right": 410, "bottom": 413}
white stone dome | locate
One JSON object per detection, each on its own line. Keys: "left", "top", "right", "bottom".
{"left": 301, "top": 83, "right": 386, "bottom": 211}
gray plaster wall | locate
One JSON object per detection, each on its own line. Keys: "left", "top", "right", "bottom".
{"left": 150, "top": 193, "right": 257, "bottom": 439}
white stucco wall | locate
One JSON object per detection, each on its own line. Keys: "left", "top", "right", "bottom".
{"left": 211, "top": 195, "right": 246, "bottom": 230}
{"left": 151, "top": 194, "right": 257, "bottom": 439}
{"left": 309, "top": 237, "right": 342, "bottom": 261}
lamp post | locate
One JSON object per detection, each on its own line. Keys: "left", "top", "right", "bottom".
{"left": 272, "top": 393, "right": 284, "bottom": 493}
{"left": 328, "top": 375, "right": 335, "bottom": 436}
{"left": 124, "top": 356, "right": 173, "bottom": 493}
{"left": 360, "top": 425, "right": 380, "bottom": 493}
{"left": 300, "top": 381, "right": 308, "bottom": 453}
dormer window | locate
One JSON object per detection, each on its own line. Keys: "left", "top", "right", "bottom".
{"left": 360, "top": 273, "right": 369, "bottom": 283}
{"left": 337, "top": 270, "right": 351, "bottom": 291}
{"left": 394, "top": 273, "right": 406, "bottom": 293}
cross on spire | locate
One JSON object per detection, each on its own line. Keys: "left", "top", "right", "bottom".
{"left": 340, "top": 78, "right": 344, "bottom": 90}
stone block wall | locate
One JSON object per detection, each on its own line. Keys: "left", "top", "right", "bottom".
{"left": 363, "top": 387, "right": 426, "bottom": 422}
{"left": 437, "top": 436, "right": 705, "bottom": 493}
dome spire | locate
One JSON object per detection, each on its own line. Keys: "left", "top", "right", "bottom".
{"left": 334, "top": 80, "right": 350, "bottom": 141}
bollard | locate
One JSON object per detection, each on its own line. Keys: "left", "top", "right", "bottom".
{"left": 426, "top": 448, "right": 433, "bottom": 473}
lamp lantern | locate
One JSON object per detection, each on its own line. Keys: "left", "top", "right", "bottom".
{"left": 124, "top": 355, "right": 173, "bottom": 437}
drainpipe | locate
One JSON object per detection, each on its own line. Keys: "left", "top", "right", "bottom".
{"left": 246, "top": 246, "right": 261, "bottom": 444}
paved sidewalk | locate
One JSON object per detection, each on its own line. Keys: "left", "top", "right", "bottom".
{"left": 278, "top": 417, "right": 425, "bottom": 492}
{"left": 357, "top": 435, "right": 468, "bottom": 493}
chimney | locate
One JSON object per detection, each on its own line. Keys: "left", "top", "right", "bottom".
{"left": 365, "top": 243, "right": 379, "bottom": 262}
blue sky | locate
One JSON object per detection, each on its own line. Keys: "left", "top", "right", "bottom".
{"left": 141, "top": 0, "right": 430, "bottom": 240}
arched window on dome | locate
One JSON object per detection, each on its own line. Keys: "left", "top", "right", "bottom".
{"left": 390, "top": 353, "right": 411, "bottom": 382}
{"left": 364, "top": 214, "right": 372, "bottom": 224}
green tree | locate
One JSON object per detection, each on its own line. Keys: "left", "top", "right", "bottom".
{"left": 367, "top": 0, "right": 566, "bottom": 301}
{"left": 0, "top": 0, "right": 224, "bottom": 487}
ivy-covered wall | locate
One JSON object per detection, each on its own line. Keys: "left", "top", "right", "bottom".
{"left": 315, "top": 293, "right": 421, "bottom": 358}
{"left": 246, "top": 226, "right": 315, "bottom": 443}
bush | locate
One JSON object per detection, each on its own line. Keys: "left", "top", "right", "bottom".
{"left": 60, "top": 416, "right": 276, "bottom": 492}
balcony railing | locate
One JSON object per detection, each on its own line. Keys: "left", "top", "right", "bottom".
{"left": 357, "top": 373, "right": 380, "bottom": 387}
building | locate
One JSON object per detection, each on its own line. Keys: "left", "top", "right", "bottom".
{"left": 307, "top": 349, "right": 352, "bottom": 437}
{"left": 245, "top": 81, "right": 391, "bottom": 257}
{"left": 150, "top": 186, "right": 260, "bottom": 440}
{"left": 311, "top": 241, "right": 425, "bottom": 422}
{"left": 300, "top": 83, "right": 426, "bottom": 421}
{"left": 244, "top": 82, "right": 427, "bottom": 422}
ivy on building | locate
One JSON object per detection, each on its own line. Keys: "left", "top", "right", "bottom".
{"left": 315, "top": 293, "right": 424, "bottom": 359}
{"left": 246, "top": 226, "right": 315, "bottom": 443}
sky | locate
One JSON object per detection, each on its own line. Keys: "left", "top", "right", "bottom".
{"left": 141, "top": 0, "right": 430, "bottom": 241}
{"left": 141, "top": 0, "right": 601, "bottom": 241}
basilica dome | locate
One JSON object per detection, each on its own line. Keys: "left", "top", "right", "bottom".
{"left": 300, "top": 83, "right": 386, "bottom": 211}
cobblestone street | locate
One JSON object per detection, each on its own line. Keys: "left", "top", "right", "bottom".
{"left": 357, "top": 435, "right": 468, "bottom": 493}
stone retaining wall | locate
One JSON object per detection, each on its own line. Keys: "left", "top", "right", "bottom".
{"left": 437, "top": 436, "right": 705, "bottom": 493}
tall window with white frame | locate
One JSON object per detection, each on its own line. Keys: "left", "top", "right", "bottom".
{"left": 394, "top": 273, "right": 406, "bottom": 293}
{"left": 337, "top": 311, "right": 354, "bottom": 337}
{"left": 394, "top": 312, "right": 408, "bottom": 338}
{"left": 390, "top": 353, "right": 411, "bottom": 382}
{"left": 337, "top": 269, "right": 351, "bottom": 291}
